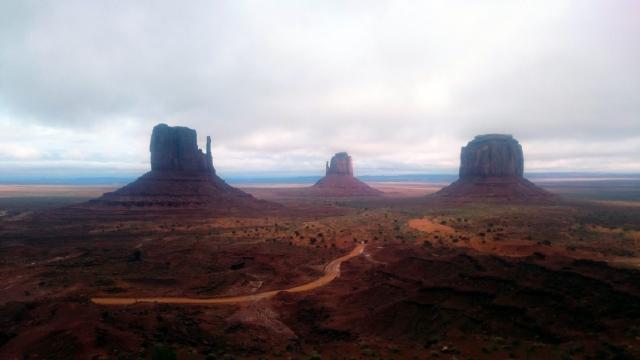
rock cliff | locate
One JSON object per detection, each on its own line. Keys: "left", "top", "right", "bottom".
{"left": 434, "top": 134, "right": 553, "bottom": 201}
{"left": 149, "top": 124, "right": 215, "bottom": 173}
{"left": 87, "top": 124, "right": 275, "bottom": 211}
{"left": 459, "top": 134, "right": 523, "bottom": 179}
{"left": 325, "top": 152, "right": 354, "bottom": 176}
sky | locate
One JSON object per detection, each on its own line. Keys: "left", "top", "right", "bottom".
{"left": 1, "top": 0, "right": 639, "bottom": 179}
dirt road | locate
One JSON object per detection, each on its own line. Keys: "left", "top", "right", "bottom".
{"left": 92, "top": 243, "right": 365, "bottom": 305}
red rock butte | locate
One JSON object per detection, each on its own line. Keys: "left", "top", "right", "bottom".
{"left": 308, "top": 152, "right": 382, "bottom": 197}
{"left": 87, "top": 124, "right": 274, "bottom": 210}
{"left": 434, "top": 134, "right": 553, "bottom": 200}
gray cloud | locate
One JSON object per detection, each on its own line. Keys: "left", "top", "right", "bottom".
{"left": 0, "top": 0, "right": 639, "bottom": 176}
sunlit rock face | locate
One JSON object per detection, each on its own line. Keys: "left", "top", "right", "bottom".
{"left": 459, "top": 134, "right": 524, "bottom": 179}
{"left": 434, "top": 134, "right": 553, "bottom": 201}
{"left": 87, "top": 124, "right": 275, "bottom": 210}
{"left": 325, "top": 152, "right": 354, "bottom": 176}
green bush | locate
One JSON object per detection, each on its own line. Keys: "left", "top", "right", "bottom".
{"left": 152, "top": 345, "right": 177, "bottom": 360}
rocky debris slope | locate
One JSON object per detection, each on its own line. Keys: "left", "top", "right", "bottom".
{"left": 308, "top": 152, "right": 382, "bottom": 197}
{"left": 86, "top": 124, "right": 274, "bottom": 210}
{"left": 435, "top": 134, "right": 553, "bottom": 200}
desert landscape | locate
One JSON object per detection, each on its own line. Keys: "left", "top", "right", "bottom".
{"left": 1, "top": 128, "right": 639, "bottom": 360}
{"left": 2, "top": 1, "right": 640, "bottom": 359}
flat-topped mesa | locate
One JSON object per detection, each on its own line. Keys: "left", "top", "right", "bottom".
{"left": 326, "top": 152, "right": 354, "bottom": 176}
{"left": 150, "top": 123, "right": 215, "bottom": 173}
{"left": 433, "top": 134, "right": 554, "bottom": 201}
{"left": 459, "top": 134, "right": 524, "bottom": 179}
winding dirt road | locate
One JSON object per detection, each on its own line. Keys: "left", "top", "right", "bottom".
{"left": 92, "top": 243, "right": 365, "bottom": 305}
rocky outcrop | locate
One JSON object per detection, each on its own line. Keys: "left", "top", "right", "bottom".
{"left": 87, "top": 124, "right": 275, "bottom": 211}
{"left": 434, "top": 134, "right": 553, "bottom": 201}
{"left": 309, "top": 152, "right": 382, "bottom": 197}
{"left": 459, "top": 134, "right": 523, "bottom": 179}
{"left": 326, "top": 152, "right": 354, "bottom": 176}
{"left": 150, "top": 124, "right": 215, "bottom": 173}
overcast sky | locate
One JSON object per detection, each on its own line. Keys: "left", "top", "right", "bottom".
{"left": 1, "top": 0, "right": 639, "bottom": 178}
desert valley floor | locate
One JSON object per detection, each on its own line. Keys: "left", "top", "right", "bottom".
{"left": 1, "top": 179, "right": 640, "bottom": 359}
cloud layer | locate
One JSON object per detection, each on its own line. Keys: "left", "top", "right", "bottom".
{"left": 1, "top": 0, "right": 639, "bottom": 177}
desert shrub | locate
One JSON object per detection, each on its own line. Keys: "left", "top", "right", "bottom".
{"left": 361, "top": 347, "right": 376, "bottom": 357}
{"left": 0, "top": 331, "right": 16, "bottom": 347}
{"left": 577, "top": 208, "right": 640, "bottom": 231}
{"left": 128, "top": 249, "right": 142, "bottom": 262}
{"left": 152, "top": 345, "right": 177, "bottom": 360}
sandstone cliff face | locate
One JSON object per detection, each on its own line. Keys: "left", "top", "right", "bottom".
{"left": 150, "top": 123, "right": 214, "bottom": 173}
{"left": 326, "top": 152, "right": 354, "bottom": 176}
{"left": 88, "top": 124, "right": 275, "bottom": 210}
{"left": 459, "top": 134, "right": 524, "bottom": 179}
{"left": 435, "top": 134, "right": 553, "bottom": 201}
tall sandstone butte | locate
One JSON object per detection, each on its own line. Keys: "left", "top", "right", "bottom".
{"left": 310, "top": 152, "right": 382, "bottom": 197}
{"left": 325, "top": 152, "right": 354, "bottom": 176}
{"left": 88, "top": 124, "right": 273, "bottom": 210}
{"left": 150, "top": 124, "right": 215, "bottom": 173}
{"left": 435, "top": 134, "right": 552, "bottom": 200}
{"left": 459, "top": 134, "right": 524, "bottom": 179}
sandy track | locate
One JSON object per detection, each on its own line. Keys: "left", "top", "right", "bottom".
{"left": 92, "top": 243, "right": 365, "bottom": 305}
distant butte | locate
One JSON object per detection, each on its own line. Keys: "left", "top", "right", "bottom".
{"left": 434, "top": 134, "right": 554, "bottom": 200}
{"left": 325, "top": 152, "right": 354, "bottom": 176}
{"left": 307, "top": 152, "right": 382, "bottom": 197}
{"left": 87, "top": 124, "right": 275, "bottom": 210}
{"left": 150, "top": 124, "right": 215, "bottom": 173}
